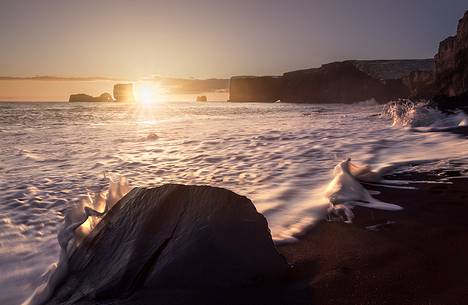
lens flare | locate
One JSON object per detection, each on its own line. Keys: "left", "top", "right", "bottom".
{"left": 135, "top": 82, "right": 166, "bottom": 105}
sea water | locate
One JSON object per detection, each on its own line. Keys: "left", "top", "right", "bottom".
{"left": 1, "top": 101, "right": 467, "bottom": 305}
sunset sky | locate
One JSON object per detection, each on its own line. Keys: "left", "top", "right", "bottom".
{"left": 1, "top": 0, "right": 467, "bottom": 101}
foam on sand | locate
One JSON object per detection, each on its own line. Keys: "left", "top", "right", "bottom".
{"left": 326, "top": 159, "right": 403, "bottom": 223}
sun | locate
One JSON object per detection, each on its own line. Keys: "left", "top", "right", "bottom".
{"left": 135, "top": 82, "right": 166, "bottom": 105}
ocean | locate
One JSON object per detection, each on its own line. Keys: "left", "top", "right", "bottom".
{"left": 1, "top": 101, "right": 467, "bottom": 305}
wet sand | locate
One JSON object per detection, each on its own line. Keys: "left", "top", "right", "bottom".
{"left": 279, "top": 173, "right": 468, "bottom": 305}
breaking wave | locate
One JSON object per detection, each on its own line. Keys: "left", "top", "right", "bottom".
{"left": 382, "top": 99, "right": 467, "bottom": 129}
{"left": 325, "top": 158, "right": 403, "bottom": 223}
{"left": 22, "top": 177, "right": 132, "bottom": 305}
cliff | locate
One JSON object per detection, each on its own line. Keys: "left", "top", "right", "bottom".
{"left": 351, "top": 59, "right": 434, "bottom": 80}
{"left": 434, "top": 10, "right": 468, "bottom": 98}
{"left": 402, "top": 70, "right": 436, "bottom": 99}
{"left": 229, "top": 76, "right": 283, "bottom": 102}
{"left": 229, "top": 60, "right": 434, "bottom": 103}
{"left": 113, "top": 83, "right": 135, "bottom": 102}
{"left": 281, "top": 61, "right": 411, "bottom": 103}
{"left": 69, "top": 92, "right": 113, "bottom": 102}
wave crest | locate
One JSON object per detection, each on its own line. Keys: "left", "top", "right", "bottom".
{"left": 326, "top": 159, "right": 403, "bottom": 223}
{"left": 381, "top": 99, "right": 467, "bottom": 128}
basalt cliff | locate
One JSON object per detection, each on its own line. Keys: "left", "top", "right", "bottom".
{"left": 432, "top": 10, "right": 468, "bottom": 112}
{"left": 229, "top": 59, "right": 435, "bottom": 104}
{"left": 229, "top": 10, "right": 468, "bottom": 107}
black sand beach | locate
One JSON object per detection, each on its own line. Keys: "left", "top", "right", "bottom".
{"left": 279, "top": 168, "right": 468, "bottom": 305}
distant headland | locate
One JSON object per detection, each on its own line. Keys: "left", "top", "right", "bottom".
{"left": 69, "top": 83, "right": 135, "bottom": 102}
{"left": 228, "top": 10, "right": 468, "bottom": 108}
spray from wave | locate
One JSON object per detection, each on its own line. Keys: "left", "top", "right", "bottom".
{"left": 325, "top": 158, "right": 403, "bottom": 223}
{"left": 382, "top": 99, "right": 467, "bottom": 129}
{"left": 22, "top": 176, "right": 132, "bottom": 305}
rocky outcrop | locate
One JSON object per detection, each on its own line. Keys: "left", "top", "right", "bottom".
{"left": 196, "top": 95, "right": 207, "bottom": 102}
{"left": 47, "top": 184, "right": 288, "bottom": 305}
{"left": 113, "top": 83, "right": 135, "bottom": 102}
{"left": 434, "top": 10, "right": 468, "bottom": 99}
{"left": 68, "top": 92, "right": 113, "bottom": 102}
{"left": 229, "top": 60, "right": 434, "bottom": 104}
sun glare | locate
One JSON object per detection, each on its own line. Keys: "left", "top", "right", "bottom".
{"left": 135, "top": 82, "right": 166, "bottom": 105}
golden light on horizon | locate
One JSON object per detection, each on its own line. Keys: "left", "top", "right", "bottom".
{"left": 135, "top": 82, "right": 167, "bottom": 105}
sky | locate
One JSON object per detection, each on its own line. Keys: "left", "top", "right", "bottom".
{"left": 1, "top": 0, "right": 467, "bottom": 79}
{"left": 0, "top": 0, "right": 467, "bottom": 101}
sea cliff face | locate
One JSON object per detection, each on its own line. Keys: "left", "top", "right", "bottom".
{"left": 402, "top": 70, "right": 436, "bottom": 99}
{"left": 434, "top": 10, "right": 468, "bottom": 98}
{"left": 229, "top": 76, "right": 283, "bottom": 102}
{"left": 229, "top": 60, "right": 434, "bottom": 103}
{"left": 281, "top": 61, "right": 411, "bottom": 104}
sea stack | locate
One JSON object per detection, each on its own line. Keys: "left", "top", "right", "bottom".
{"left": 69, "top": 92, "right": 113, "bottom": 102}
{"left": 196, "top": 95, "right": 207, "bottom": 102}
{"left": 113, "top": 83, "right": 135, "bottom": 102}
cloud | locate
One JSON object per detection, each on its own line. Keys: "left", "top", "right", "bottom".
{"left": 149, "top": 77, "right": 229, "bottom": 94}
{"left": 0, "top": 76, "right": 126, "bottom": 81}
{"left": 0, "top": 75, "right": 230, "bottom": 94}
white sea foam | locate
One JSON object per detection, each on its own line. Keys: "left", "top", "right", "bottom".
{"left": 382, "top": 99, "right": 468, "bottom": 129}
{"left": 1, "top": 101, "right": 468, "bottom": 305}
{"left": 325, "top": 158, "right": 403, "bottom": 223}
{"left": 22, "top": 176, "right": 131, "bottom": 305}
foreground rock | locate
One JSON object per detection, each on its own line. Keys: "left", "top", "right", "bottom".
{"left": 229, "top": 59, "right": 434, "bottom": 103}
{"left": 47, "top": 184, "right": 288, "bottom": 305}
{"left": 113, "top": 83, "right": 135, "bottom": 102}
{"left": 68, "top": 93, "right": 113, "bottom": 102}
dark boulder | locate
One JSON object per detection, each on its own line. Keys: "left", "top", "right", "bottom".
{"left": 431, "top": 92, "right": 468, "bottom": 113}
{"left": 47, "top": 184, "right": 288, "bottom": 305}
